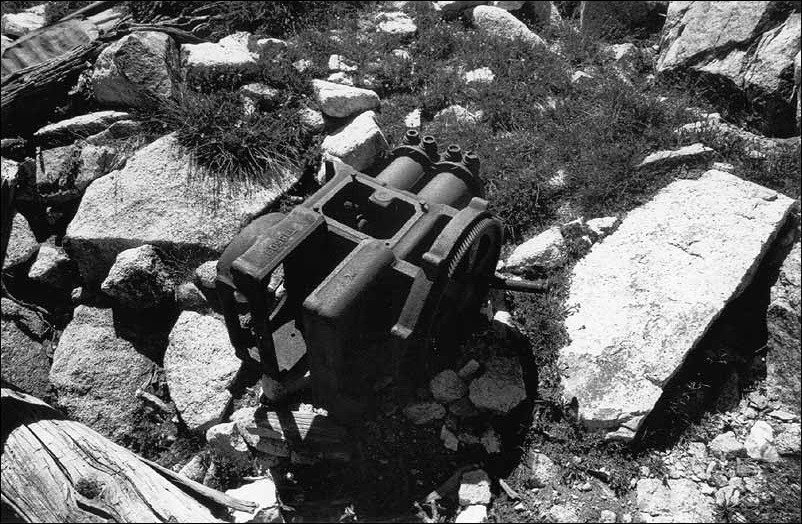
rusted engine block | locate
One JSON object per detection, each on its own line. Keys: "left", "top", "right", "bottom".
{"left": 217, "top": 131, "right": 506, "bottom": 421}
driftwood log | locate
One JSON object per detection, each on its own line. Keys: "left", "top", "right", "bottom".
{"left": 0, "top": 387, "right": 257, "bottom": 523}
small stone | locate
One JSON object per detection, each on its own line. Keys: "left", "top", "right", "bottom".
{"left": 441, "top": 425, "right": 459, "bottom": 451}
{"left": 548, "top": 504, "right": 580, "bottom": 523}
{"left": 434, "top": 104, "right": 484, "bottom": 125}
{"left": 712, "top": 162, "right": 735, "bottom": 173}
{"left": 377, "top": 11, "right": 417, "bottom": 37}
{"left": 27, "top": 244, "right": 79, "bottom": 289}
{"left": 688, "top": 442, "right": 707, "bottom": 458}
{"left": 716, "top": 486, "right": 741, "bottom": 507}
{"left": 586, "top": 217, "right": 620, "bottom": 239}
{"left": 293, "top": 59, "right": 312, "bottom": 73}
{"left": 195, "top": 261, "right": 218, "bottom": 290}
{"left": 514, "top": 502, "right": 526, "bottom": 512}
{"left": 299, "top": 107, "right": 325, "bottom": 134}
{"left": 578, "top": 482, "right": 592, "bottom": 492}
{"left": 639, "top": 465, "right": 650, "bottom": 477}
{"left": 431, "top": 369, "right": 468, "bottom": 403}
{"left": 481, "top": 427, "right": 501, "bottom": 454}
{"left": 326, "top": 72, "right": 355, "bottom": 86}
{"left": 328, "top": 54, "right": 358, "bottom": 73}
{"left": 455, "top": 504, "right": 487, "bottom": 523}
{"left": 600, "top": 509, "right": 617, "bottom": 523}
{"left": 239, "top": 83, "right": 281, "bottom": 111}
{"left": 464, "top": 67, "right": 495, "bottom": 84}
{"left": 178, "top": 453, "right": 207, "bottom": 482}
{"left": 4, "top": 212, "right": 38, "bottom": 270}
{"left": 404, "top": 401, "right": 446, "bottom": 425}
{"left": 206, "top": 422, "right": 250, "bottom": 469}
{"left": 459, "top": 469, "right": 492, "bottom": 505}
{"left": 392, "top": 48, "right": 412, "bottom": 61}
{"left": 774, "top": 423, "right": 801, "bottom": 455}
{"left": 468, "top": 357, "right": 527, "bottom": 413}
{"left": 100, "top": 245, "right": 175, "bottom": 309}
{"left": 404, "top": 108, "right": 421, "bottom": 128}
{"left": 175, "top": 282, "right": 209, "bottom": 311}
{"left": 571, "top": 70, "right": 594, "bottom": 86}
{"left": 255, "top": 37, "right": 287, "bottom": 57}
{"left": 525, "top": 451, "right": 560, "bottom": 488}
{"left": 504, "top": 226, "right": 567, "bottom": 272}
{"left": 458, "top": 359, "right": 481, "bottom": 379}
{"left": 225, "top": 476, "right": 280, "bottom": 524}
{"left": 637, "top": 143, "right": 714, "bottom": 170}
{"left": 312, "top": 80, "right": 380, "bottom": 119}
{"left": 321, "top": 110, "right": 388, "bottom": 172}
{"left": 744, "top": 421, "right": 780, "bottom": 462}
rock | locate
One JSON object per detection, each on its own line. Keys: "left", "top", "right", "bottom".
{"left": 298, "top": 107, "right": 325, "bottom": 134}
{"left": 31, "top": 144, "right": 82, "bottom": 204}
{"left": 49, "top": 306, "right": 157, "bottom": 441}
{"left": 586, "top": 217, "right": 619, "bottom": 239}
{"left": 4, "top": 212, "right": 38, "bottom": 270}
{"left": 708, "top": 431, "right": 745, "bottom": 458}
{"left": 1, "top": 35, "right": 11, "bottom": 53}
{"left": 181, "top": 31, "right": 261, "bottom": 77}
{"left": 600, "top": 510, "right": 617, "bottom": 523}
{"left": 64, "top": 134, "right": 296, "bottom": 287}
{"left": 1, "top": 4, "right": 45, "bottom": 37}
{"left": 441, "top": 425, "right": 460, "bottom": 451}
{"left": 255, "top": 37, "right": 287, "bottom": 57}
{"left": 766, "top": 241, "right": 801, "bottom": 413}
{"left": 33, "top": 111, "right": 132, "bottom": 148}
{"left": 548, "top": 504, "right": 580, "bottom": 523}
{"left": 456, "top": 505, "right": 487, "bottom": 523}
{"left": 608, "top": 43, "right": 641, "bottom": 76}
{"left": 524, "top": 451, "right": 560, "bottom": 487}
{"left": 92, "top": 31, "right": 182, "bottom": 108}
{"left": 775, "top": 423, "right": 801, "bottom": 455}
{"left": 469, "top": 357, "right": 526, "bottom": 413}
{"left": 176, "top": 282, "right": 209, "bottom": 311}
{"left": 27, "top": 244, "right": 78, "bottom": 288}
{"left": 312, "top": 80, "right": 380, "bottom": 119}
{"left": 404, "top": 401, "right": 446, "bottom": 425}
{"left": 165, "top": 312, "right": 241, "bottom": 432}
{"left": 377, "top": 11, "right": 417, "bottom": 37}
{"left": 580, "top": 1, "right": 666, "bottom": 36}
{"left": 100, "top": 245, "right": 174, "bottom": 309}
{"left": 1, "top": 298, "right": 52, "bottom": 399}
{"left": 292, "top": 58, "right": 312, "bottom": 73}
{"left": 744, "top": 421, "right": 780, "bottom": 462}
{"left": 391, "top": 48, "right": 412, "bottom": 61}
{"left": 195, "top": 260, "right": 219, "bottom": 290}
{"left": 459, "top": 469, "right": 491, "bottom": 506}
{"left": 178, "top": 453, "right": 208, "bottom": 482}
{"left": 472, "top": 5, "right": 544, "bottom": 47}
{"left": 458, "top": 359, "right": 481, "bottom": 380}
{"left": 328, "top": 54, "right": 358, "bottom": 73}
{"left": 636, "top": 478, "right": 714, "bottom": 523}
{"left": 225, "top": 476, "right": 280, "bottom": 524}
{"left": 326, "top": 72, "right": 355, "bottom": 86}
{"left": 239, "top": 83, "right": 281, "bottom": 112}
{"left": 84, "top": 120, "right": 144, "bottom": 145}
{"left": 504, "top": 226, "right": 567, "bottom": 272}
{"left": 481, "top": 427, "right": 501, "bottom": 453}
{"left": 571, "top": 70, "right": 594, "bottom": 86}
{"left": 712, "top": 162, "right": 735, "bottom": 173}
{"left": 716, "top": 485, "right": 741, "bottom": 507}
{"left": 431, "top": 369, "right": 468, "bottom": 403}
{"left": 636, "top": 143, "right": 714, "bottom": 170}
{"left": 404, "top": 108, "right": 421, "bottom": 128}
{"left": 492, "top": 310, "right": 523, "bottom": 340}
{"left": 434, "top": 104, "right": 484, "bottom": 125}
{"left": 321, "top": 110, "right": 388, "bottom": 172}
{"left": 657, "top": 3, "right": 801, "bottom": 136}
{"left": 559, "top": 170, "right": 795, "bottom": 433}
{"left": 206, "top": 422, "right": 251, "bottom": 469}
{"left": 464, "top": 67, "right": 495, "bottom": 84}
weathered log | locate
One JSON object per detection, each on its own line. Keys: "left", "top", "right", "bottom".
{"left": 0, "top": 387, "right": 257, "bottom": 523}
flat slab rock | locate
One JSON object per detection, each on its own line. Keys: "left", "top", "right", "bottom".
{"left": 559, "top": 170, "right": 795, "bottom": 435}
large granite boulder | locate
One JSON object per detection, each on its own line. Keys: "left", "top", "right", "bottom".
{"left": 559, "top": 170, "right": 795, "bottom": 438}
{"left": 63, "top": 134, "right": 297, "bottom": 287}
{"left": 4, "top": 211, "right": 38, "bottom": 271}
{"left": 92, "top": 31, "right": 182, "bottom": 108}
{"left": 636, "top": 479, "right": 715, "bottom": 523}
{"left": 1, "top": 4, "right": 45, "bottom": 38}
{"left": 1, "top": 298, "right": 53, "bottom": 399}
{"left": 49, "top": 306, "right": 158, "bottom": 441}
{"left": 164, "top": 312, "right": 241, "bottom": 432}
{"left": 766, "top": 240, "right": 801, "bottom": 414}
{"left": 657, "top": 2, "right": 801, "bottom": 137}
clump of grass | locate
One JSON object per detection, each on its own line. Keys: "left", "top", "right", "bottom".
{"left": 154, "top": 88, "right": 320, "bottom": 191}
